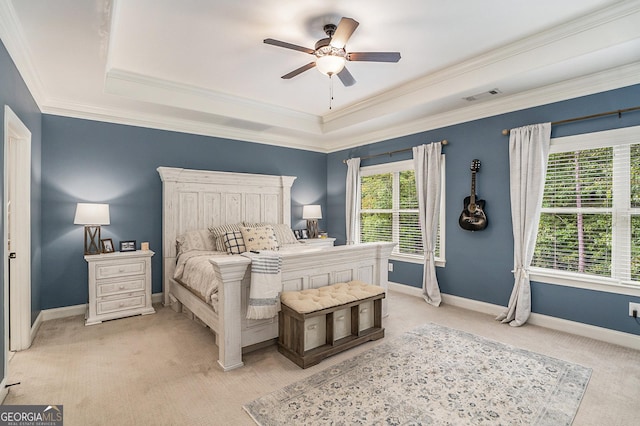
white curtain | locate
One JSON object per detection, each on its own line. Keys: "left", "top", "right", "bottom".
{"left": 345, "top": 158, "right": 361, "bottom": 245}
{"left": 413, "top": 142, "right": 442, "bottom": 306}
{"left": 497, "top": 123, "right": 551, "bottom": 326}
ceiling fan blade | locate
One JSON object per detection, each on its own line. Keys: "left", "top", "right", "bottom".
{"left": 347, "top": 52, "right": 401, "bottom": 62}
{"left": 281, "top": 62, "right": 316, "bottom": 79}
{"left": 264, "top": 38, "right": 315, "bottom": 55}
{"left": 337, "top": 67, "right": 356, "bottom": 87}
{"left": 330, "top": 17, "right": 359, "bottom": 49}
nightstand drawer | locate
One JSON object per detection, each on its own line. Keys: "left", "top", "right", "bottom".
{"left": 97, "top": 278, "right": 145, "bottom": 298}
{"left": 97, "top": 293, "right": 146, "bottom": 315}
{"left": 96, "top": 261, "right": 145, "bottom": 280}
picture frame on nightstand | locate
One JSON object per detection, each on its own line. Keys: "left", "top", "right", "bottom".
{"left": 119, "top": 240, "right": 136, "bottom": 252}
{"left": 101, "top": 238, "right": 114, "bottom": 253}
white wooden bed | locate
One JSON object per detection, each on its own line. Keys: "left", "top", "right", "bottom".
{"left": 158, "top": 166, "right": 394, "bottom": 371}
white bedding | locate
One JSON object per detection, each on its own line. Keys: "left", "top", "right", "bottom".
{"left": 174, "top": 250, "right": 226, "bottom": 309}
{"left": 174, "top": 243, "right": 322, "bottom": 311}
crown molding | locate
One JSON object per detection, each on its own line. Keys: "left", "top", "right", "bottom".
{"left": 0, "top": 1, "right": 47, "bottom": 107}
{"left": 323, "top": 62, "right": 640, "bottom": 152}
{"left": 40, "top": 98, "right": 327, "bottom": 153}
{"left": 321, "top": 0, "right": 640, "bottom": 132}
{"left": 104, "top": 68, "right": 323, "bottom": 135}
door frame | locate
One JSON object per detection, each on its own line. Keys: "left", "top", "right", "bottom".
{"left": 3, "top": 105, "right": 32, "bottom": 360}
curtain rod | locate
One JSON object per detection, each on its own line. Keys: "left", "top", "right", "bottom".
{"left": 342, "top": 139, "right": 448, "bottom": 164}
{"left": 501, "top": 106, "right": 640, "bottom": 136}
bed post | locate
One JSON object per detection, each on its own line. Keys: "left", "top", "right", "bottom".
{"left": 157, "top": 167, "right": 183, "bottom": 307}
{"left": 211, "top": 256, "right": 251, "bottom": 371}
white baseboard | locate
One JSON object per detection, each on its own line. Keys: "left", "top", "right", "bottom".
{"left": 388, "top": 282, "right": 640, "bottom": 351}
{"left": 30, "top": 310, "right": 43, "bottom": 347}
{"left": 0, "top": 377, "right": 7, "bottom": 404}
{"left": 40, "top": 293, "right": 165, "bottom": 322}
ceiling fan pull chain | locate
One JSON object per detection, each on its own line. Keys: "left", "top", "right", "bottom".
{"left": 329, "top": 74, "right": 334, "bottom": 110}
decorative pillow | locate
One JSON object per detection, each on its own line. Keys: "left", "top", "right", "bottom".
{"left": 176, "top": 229, "right": 217, "bottom": 255}
{"left": 243, "top": 222, "right": 299, "bottom": 246}
{"left": 240, "top": 226, "right": 279, "bottom": 251}
{"left": 223, "top": 231, "right": 246, "bottom": 255}
{"left": 209, "top": 223, "right": 243, "bottom": 252}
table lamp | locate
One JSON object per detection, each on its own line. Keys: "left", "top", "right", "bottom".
{"left": 302, "top": 204, "right": 322, "bottom": 239}
{"left": 74, "top": 203, "right": 110, "bottom": 255}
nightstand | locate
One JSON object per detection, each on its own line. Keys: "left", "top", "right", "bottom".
{"left": 300, "top": 237, "right": 336, "bottom": 248}
{"left": 85, "top": 250, "right": 155, "bottom": 325}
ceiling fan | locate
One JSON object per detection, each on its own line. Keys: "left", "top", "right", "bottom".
{"left": 264, "top": 17, "right": 401, "bottom": 87}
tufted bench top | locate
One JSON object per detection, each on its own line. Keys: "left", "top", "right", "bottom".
{"left": 280, "top": 280, "right": 385, "bottom": 314}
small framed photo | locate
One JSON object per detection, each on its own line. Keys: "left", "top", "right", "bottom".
{"left": 101, "top": 238, "right": 115, "bottom": 253}
{"left": 300, "top": 229, "right": 309, "bottom": 239}
{"left": 294, "top": 229, "right": 302, "bottom": 240}
{"left": 120, "top": 240, "right": 137, "bottom": 252}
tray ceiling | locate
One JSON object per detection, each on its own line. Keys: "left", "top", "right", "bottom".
{"left": 1, "top": 0, "right": 639, "bottom": 152}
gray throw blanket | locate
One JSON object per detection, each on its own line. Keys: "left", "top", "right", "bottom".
{"left": 241, "top": 251, "right": 282, "bottom": 319}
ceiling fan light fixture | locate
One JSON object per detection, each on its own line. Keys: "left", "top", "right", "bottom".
{"left": 315, "top": 46, "right": 346, "bottom": 76}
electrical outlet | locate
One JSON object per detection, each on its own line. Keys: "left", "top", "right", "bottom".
{"left": 629, "top": 302, "right": 640, "bottom": 317}
{"left": 388, "top": 262, "right": 394, "bottom": 272}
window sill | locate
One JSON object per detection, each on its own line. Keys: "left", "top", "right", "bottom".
{"left": 390, "top": 254, "right": 446, "bottom": 268}
{"left": 529, "top": 267, "right": 640, "bottom": 297}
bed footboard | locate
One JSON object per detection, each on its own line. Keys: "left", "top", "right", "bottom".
{"left": 210, "top": 242, "right": 395, "bottom": 371}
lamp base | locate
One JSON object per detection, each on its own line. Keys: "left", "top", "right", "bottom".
{"left": 84, "top": 225, "right": 102, "bottom": 255}
{"left": 306, "top": 219, "right": 319, "bottom": 239}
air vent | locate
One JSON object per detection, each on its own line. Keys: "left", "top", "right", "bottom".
{"left": 463, "top": 88, "right": 502, "bottom": 102}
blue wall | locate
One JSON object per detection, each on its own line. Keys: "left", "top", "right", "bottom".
{"left": 0, "top": 40, "right": 43, "bottom": 381}
{"left": 40, "top": 116, "right": 327, "bottom": 309}
{"left": 327, "top": 84, "right": 640, "bottom": 336}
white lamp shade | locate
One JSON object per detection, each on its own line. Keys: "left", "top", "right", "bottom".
{"left": 74, "top": 203, "right": 110, "bottom": 225}
{"left": 302, "top": 204, "right": 322, "bottom": 220}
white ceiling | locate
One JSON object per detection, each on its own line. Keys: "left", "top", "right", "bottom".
{"left": 1, "top": 0, "right": 639, "bottom": 152}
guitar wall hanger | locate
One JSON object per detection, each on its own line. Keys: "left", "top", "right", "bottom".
{"left": 459, "top": 159, "right": 488, "bottom": 231}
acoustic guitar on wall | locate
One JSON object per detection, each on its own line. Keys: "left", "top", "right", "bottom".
{"left": 459, "top": 159, "right": 488, "bottom": 231}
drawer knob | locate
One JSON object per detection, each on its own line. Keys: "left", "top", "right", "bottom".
{"left": 119, "top": 302, "right": 125, "bottom": 307}
{"left": 119, "top": 285, "right": 125, "bottom": 290}
{"left": 360, "top": 308, "right": 368, "bottom": 313}
{"left": 336, "top": 315, "right": 345, "bottom": 321}
{"left": 118, "top": 268, "right": 125, "bottom": 273}
{"left": 307, "top": 324, "right": 317, "bottom": 330}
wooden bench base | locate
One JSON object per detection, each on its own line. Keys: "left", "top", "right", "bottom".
{"left": 278, "top": 293, "right": 385, "bottom": 368}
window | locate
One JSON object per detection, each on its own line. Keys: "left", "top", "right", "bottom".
{"left": 531, "top": 126, "right": 640, "bottom": 295}
{"left": 359, "top": 158, "right": 445, "bottom": 264}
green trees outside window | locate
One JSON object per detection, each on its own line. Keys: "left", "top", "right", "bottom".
{"left": 533, "top": 141, "right": 639, "bottom": 285}
{"left": 359, "top": 162, "right": 442, "bottom": 259}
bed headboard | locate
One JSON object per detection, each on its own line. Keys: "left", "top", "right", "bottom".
{"left": 157, "top": 167, "right": 297, "bottom": 261}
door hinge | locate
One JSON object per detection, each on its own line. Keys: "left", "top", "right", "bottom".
{"left": 9, "top": 252, "right": 16, "bottom": 259}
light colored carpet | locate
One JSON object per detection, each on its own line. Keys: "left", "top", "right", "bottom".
{"left": 3, "top": 291, "right": 640, "bottom": 426}
{"left": 244, "top": 323, "right": 591, "bottom": 425}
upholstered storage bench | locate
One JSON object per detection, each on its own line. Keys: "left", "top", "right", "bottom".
{"left": 278, "top": 280, "right": 385, "bottom": 368}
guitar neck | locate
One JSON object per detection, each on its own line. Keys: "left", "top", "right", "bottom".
{"left": 470, "top": 171, "right": 477, "bottom": 204}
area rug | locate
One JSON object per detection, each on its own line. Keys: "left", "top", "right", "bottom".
{"left": 243, "top": 323, "right": 591, "bottom": 425}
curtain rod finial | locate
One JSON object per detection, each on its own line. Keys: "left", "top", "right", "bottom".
{"left": 502, "top": 129, "right": 510, "bottom": 136}
{"left": 442, "top": 139, "right": 448, "bottom": 145}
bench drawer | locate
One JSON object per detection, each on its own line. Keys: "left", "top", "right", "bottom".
{"left": 358, "top": 301, "right": 375, "bottom": 331}
{"left": 304, "top": 316, "right": 326, "bottom": 351}
{"left": 333, "top": 308, "right": 351, "bottom": 340}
